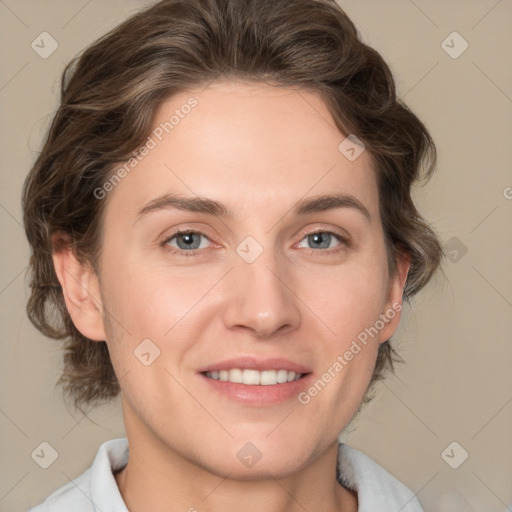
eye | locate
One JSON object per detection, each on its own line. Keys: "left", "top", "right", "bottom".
{"left": 297, "top": 231, "right": 345, "bottom": 251}
{"left": 161, "top": 228, "right": 347, "bottom": 257}
{"left": 162, "top": 230, "right": 211, "bottom": 255}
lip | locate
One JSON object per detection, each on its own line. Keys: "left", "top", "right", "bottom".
{"left": 196, "top": 357, "right": 312, "bottom": 374}
{"left": 197, "top": 357, "right": 313, "bottom": 406}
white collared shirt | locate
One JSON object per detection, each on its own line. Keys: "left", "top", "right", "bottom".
{"left": 28, "top": 438, "right": 424, "bottom": 511}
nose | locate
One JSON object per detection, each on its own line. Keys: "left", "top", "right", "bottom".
{"left": 221, "top": 247, "right": 301, "bottom": 339}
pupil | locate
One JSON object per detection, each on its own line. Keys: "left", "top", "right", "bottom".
{"left": 178, "top": 233, "right": 199, "bottom": 249}
{"left": 311, "top": 233, "right": 330, "bottom": 249}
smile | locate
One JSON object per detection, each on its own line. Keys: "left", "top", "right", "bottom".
{"left": 204, "top": 369, "right": 304, "bottom": 385}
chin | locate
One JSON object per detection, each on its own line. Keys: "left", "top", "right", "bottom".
{"left": 195, "top": 433, "right": 322, "bottom": 480}
{"left": 211, "top": 451, "right": 312, "bottom": 481}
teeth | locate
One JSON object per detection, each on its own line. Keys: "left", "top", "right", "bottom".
{"left": 206, "top": 368, "right": 303, "bottom": 385}
{"left": 260, "top": 370, "right": 276, "bottom": 385}
{"left": 229, "top": 368, "right": 243, "bottom": 383}
{"left": 242, "top": 369, "right": 260, "bottom": 385}
{"left": 276, "top": 369, "right": 289, "bottom": 383}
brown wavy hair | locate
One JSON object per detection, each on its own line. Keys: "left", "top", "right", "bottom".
{"left": 22, "top": 0, "right": 443, "bottom": 412}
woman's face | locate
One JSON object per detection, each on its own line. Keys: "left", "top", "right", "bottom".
{"left": 94, "top": 81, "right": 407, "bottom": 478}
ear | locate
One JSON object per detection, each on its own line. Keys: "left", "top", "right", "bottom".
{"left": 378, "top": 248, "right": 411, "bottom": 343}
{"left": 51, "top": 234, "right": 106, "bottom": 342}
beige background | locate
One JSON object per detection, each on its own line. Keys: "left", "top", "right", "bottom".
{"left": 1, "top": 1, "right": 511, "bottom": 511}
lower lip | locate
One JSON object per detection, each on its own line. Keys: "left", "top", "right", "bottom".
{"left": 198, "top": 373, "right": 313, "bottom": 406}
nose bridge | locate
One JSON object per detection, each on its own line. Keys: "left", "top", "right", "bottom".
{"left": 221, "top": 237, "right": 301, "bottom": 337}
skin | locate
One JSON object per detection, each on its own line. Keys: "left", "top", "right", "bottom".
{"left": 52, "top": 80, "right": 409, "bottom": 512}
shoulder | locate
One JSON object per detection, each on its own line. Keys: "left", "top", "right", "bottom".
{"left": 27, "top": 469, "right": 93, "bottom": 512}
{"left": 337, "top": 443, "right": 425, "bottom": 512}
{"left": 27, "top": 438, "right": 129, "bottom": 512}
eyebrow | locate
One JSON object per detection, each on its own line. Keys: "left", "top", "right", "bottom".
{"left": 294, "top": 194, "right": 370, "bottom": 220}
{"left": 135, "top": 192, "right": 371, "bottom": 223}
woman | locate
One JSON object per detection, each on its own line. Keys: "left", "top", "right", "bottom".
{"left": 23, "top": 0, "right": 442, "bottom": 510}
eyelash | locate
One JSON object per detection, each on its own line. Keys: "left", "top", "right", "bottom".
{"left": 160, "top": 229, "right": 349, "bottom": 257}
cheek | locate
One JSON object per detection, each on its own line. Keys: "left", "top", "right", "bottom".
{"left": 302, "top": 259, "right": 390, "bottom": 341}
{"left": 296, "top": 258, "right": 389, "bottom": 404}
{"left": 101, "top": 257, "right": 222, "bottom": 338}
{"left": 98, "top": 258, "right": 230, "bottom": 396}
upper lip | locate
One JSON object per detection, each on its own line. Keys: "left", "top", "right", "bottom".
{"left": 197, "top": 357, "right": 312, "bottom": 374}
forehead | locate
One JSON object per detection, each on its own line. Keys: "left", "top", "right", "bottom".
{"left": 104, "top": 80, "right": 379, "bottom": 221}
